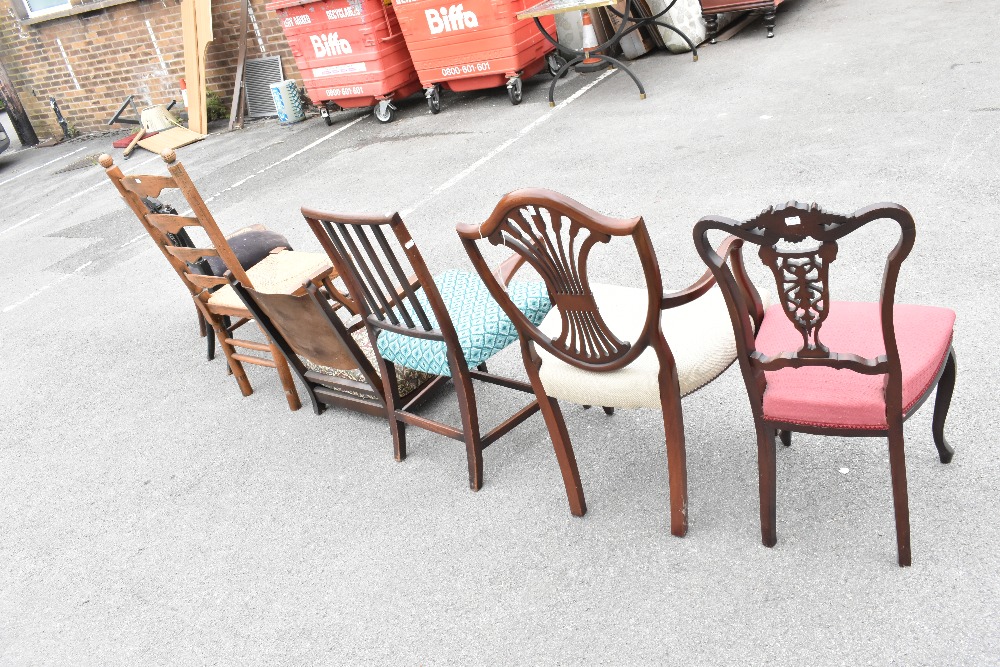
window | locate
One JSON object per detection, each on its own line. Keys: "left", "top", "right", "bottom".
{"left": 22, "top": 0, "right": 72, "bottom": 17}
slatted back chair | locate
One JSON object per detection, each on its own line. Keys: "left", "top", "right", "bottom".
{"left": 693, "top": 201, "right": 957, "bottom": 566}
{"left": 302, "top": 207, "right": 550, "bottom": 491}
{"left": 458, "top": 189, "right": 763, "bottom": 536}
{"left": 100, "top": 150, "right": 337, "bottom": 411}
{"left": 228, "top": 275, "right": 441, "bottom": 418}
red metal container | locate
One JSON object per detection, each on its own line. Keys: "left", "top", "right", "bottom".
{"left": 389, "top": 0, "right": 560, "bottom": 111}
{"left": 266, "top": 0, "right": 421, "bottom": 123}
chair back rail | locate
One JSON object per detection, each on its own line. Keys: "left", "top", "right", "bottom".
{"left": 692, "top": 201, "right": 915, "bottom": 418}
{"left": 457, "top": 188, "right": 663, "bottom": 373}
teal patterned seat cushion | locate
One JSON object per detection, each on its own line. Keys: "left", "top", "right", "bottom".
{"left": 376, "top": 269, "right": 551, "bottom": 377}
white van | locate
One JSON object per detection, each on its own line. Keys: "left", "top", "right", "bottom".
{"left": 0, "top": 126, "right": 9, "bottom": 155}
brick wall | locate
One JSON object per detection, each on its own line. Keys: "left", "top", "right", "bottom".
{"left": 0, "top": 0, "right": 301, "bottom": 137}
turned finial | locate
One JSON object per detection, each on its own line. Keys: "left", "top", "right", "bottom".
{"left": 98, "top": 154, "right": 113, "bottom": 168}
{"left": 161, "top": 149, "right": 177, "bottom": 164}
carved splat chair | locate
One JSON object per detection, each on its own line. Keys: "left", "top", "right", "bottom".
{"left": 458, "top": 189, "right": 764, "bottom": 536}
{"left": 227, "top": 276, "right": 443, "bottom": 419}
{"left": 302, "top": 207, "right": 550, "bottom": 490}
{"left": 100, "top": 151, "right": 337, "bottom": 410}
{"left": 693, "top": 202, "right": 957, "bottom": 566}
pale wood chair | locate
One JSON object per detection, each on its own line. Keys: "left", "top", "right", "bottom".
{"left": 100, "top": 150, "right": 341, "bottom": 410}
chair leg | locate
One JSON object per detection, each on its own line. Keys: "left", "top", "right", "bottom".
{"left": 778, "top": 429, "right": 792, "bottom": 447}
{"left": 887, "top": 424, "right": 912, "bottom": 566}
{"left": 522, "top": 340, "right": 586, "bottom": 516}
{"left": 373, "top": 358, "right": 407, "bottom": 462}
{"left": 756, "top": 422, "right": 777, "bottom": 547}
{"left": 270, "top": 341, "right": 302, "bottom": 411}
{"left": 212, "top": 316, "right": 252, "bottom": 396}
{"left": 206, "top": 324, "right": 216, "bottom": 361}
{"left": 452, "top": 364, "right": 484, "bottom": 491}
{"left": 764, "top": 7, "right": 776, "bottom": 38}
{"left": 659, "top": 384, "right": 688, "bottom": 538}
{"left": 932, "top": 349, "right": 956, "bottom": 464}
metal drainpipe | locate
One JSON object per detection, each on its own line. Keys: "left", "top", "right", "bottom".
{"left": 49, "top": 97, "right": 71, "bottom": 139}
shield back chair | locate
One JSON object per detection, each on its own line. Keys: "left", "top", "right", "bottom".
{"left": 693, "top": 201, "right": 957, "bottom": 566}
{"left": 458, "top": 189, "right": 766, "bottom": 537}
{"left": 100, "top": 150, "right": 340, "bottom": 411}
{"left": 302, "top": 207, "right": 551, "bottom": 491}
{"left": 228, "top": 276, "right": 443, "bottom": 418}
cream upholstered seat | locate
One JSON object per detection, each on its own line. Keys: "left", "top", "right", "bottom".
{"left": 535, "top": 283, "right": 768, "bottom": 409}
{"left": 208, "top": 250, "right": 332, "bottom": 310}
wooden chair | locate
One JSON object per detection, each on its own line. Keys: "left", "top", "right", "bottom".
{"left": 693, "top": 201, "right": 957, "bottom": 566}
{"left": 458, "top": 189, "right": 764, "bottom": 536}
{"left": 302, "top": 207, "right": 549, "bottom": 490}
{"left": 100, "top": 150, "right": 338, "bottom": 410}
{"left": 227, "top": 275, "right": 445, "bottom": 419}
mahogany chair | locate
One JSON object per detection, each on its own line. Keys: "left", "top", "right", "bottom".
{"left": 227, "top": 276, "right": 443, "bottom": 419}
{"left": 303, "top": 207, "right": 550, "bottom": 490}
{"left": 693, "top": 201, "right": 957, "bottom": 566}
{"left": 100, "top": 150, "right": 339, "bottom": 410}
{"left": 458, "top": 189, "right": 764, "bottom": 537}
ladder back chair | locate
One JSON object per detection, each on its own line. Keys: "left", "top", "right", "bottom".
{"left": 458, "top": 189, "right": 765, "bottom": 536}
{"left": 693, "top": 201, "right": 957, "bottom": 566}
{"left": 228, "top": 276, "right": 443, "bottom": 418}
{"left": 303, "top": 207, "right": 551, "bottom": 491}
{"left": 100, "top": 150, "right": 339, "bottom": 410}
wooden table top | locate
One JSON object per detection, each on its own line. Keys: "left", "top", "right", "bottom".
{"left": 517, "top": 0, "right": 615, "bottom": 19}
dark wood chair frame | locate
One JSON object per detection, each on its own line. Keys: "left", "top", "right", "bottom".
{"left": 693, "top": 201, "right": 957, "bottom": 566}
{"left": 302, "top": 207, "right": 543, "bottom": 491}
{"left": 228, "top": 276, "right": 444, "bottom": 420}
{"left": 458, "top": 189, "right": 760, "bottom": 537}
{"left": 100, "top": 151, "right": 338, "bottom": 411}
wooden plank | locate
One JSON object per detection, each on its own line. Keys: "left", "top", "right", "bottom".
{"left": 137, "top": 126, "right": 206, "bottom": 153}
{"left": 181, "top": 0, "right": 213, "bottom": 135}
{"left": 715, "top": 11, "right": 757, "bottom": 42}
{"left": 228, "top": 0, "right": 250, "bottom": 131}
{"left": 518, "top": 0, "right": 613, "bottom": 19}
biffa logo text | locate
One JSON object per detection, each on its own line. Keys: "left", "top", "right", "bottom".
{"left": 426, "top": 5, "right": 479, "bottom": 34}
{"left": 311, "top": 32, "right": 353, "bottom": 58}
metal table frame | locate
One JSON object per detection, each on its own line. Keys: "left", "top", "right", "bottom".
{"left": 519, "top": 0, "right": 698, "bottom": 106}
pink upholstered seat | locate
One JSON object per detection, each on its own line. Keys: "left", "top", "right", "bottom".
{"left": 756, "top": 302, "right": 955, "bottom": 430}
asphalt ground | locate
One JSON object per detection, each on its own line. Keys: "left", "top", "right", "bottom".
{"left": 1, "top": 0, "right": 998, "bottom": 663}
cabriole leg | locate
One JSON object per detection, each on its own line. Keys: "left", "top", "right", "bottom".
{"left": 932, "top": 349, "right": 956, "bottom": 464}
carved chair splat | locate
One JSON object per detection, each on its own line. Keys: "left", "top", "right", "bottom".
{"left": 693, "top": 201, "right": 958, "bottom": 566}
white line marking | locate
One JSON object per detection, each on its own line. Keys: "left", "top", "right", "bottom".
{"left": 1, "top": 261, "right": 92, "bottom": 314}
{"left": 2, "top": 118, "right": 368, "bottom": 312}
{"left": 198, "top": 114, "right": 368, "bottom": 207}
{"left": 400, "top": 70, "right": 616, "bottom": 217}
{"left": 0, "top": 146, "right": 87, "bottom": 188}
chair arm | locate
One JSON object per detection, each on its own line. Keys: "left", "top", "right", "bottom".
{"left": 495, "top": 253, "right": 528, "bottom": 286}
{"left": 661, "top": 235, "right": 744, "bottom": 310}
